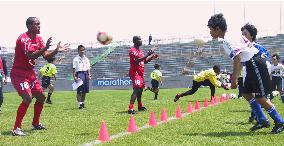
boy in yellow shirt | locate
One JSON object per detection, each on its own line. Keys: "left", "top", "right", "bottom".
{"left": 40, "top": 57, "right": 57, "bottom": 104}
{"left": 145, "top": 64, "right": 163, "bottom": 100}
{"left": 174, "top": 65, "right": 228, "bottom": 102}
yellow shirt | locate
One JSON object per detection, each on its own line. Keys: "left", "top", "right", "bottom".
{"left": 150, "top": 69, "right": 162, "bottom": 81}
{"left": 193, "top": 69, "right": 221, "bottom": 87}
{"left": 40, "top": 63, "right": 57, "bottom": 77}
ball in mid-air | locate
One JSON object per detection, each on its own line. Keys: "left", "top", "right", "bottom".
{"left": 97, "top": 32, "right": 113, "bottom": 45}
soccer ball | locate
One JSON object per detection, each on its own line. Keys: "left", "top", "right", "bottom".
{"left": 97, "top": 32, "right": 113, "bottom": 45}
{"left": 272, "top": 91, "right": 280, "bottom": 97}
{"left": 229, "top": 93, "right": 237, "bottom": 99}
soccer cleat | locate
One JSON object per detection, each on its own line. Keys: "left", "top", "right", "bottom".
{"left": 128, "top": 109, "right": 135, "bottom": 114}
{"left": 32, "top": 123, "right": 47, "bottom": 130}
{"left": 46, "top": 100, "right": 52, "bottom": 104}
{"left": 11, "top": 128, "right": 26, "bottom": 136}
{"left": 248, "top": 116, "right": 257, "bottom": 123}
{"left": 271, "top": 123, "right": 284, "bottom": 134}
{"left": 174, "top": 94, "right": 181, "bottom": 102}
{"left": 250, "top": 120, "right": 270, "bottom": 131}
{"left": 138, "top": 107, "right": 147, "bottom": 111}
{"left": 78, "top": 103, "right": 85, "bottom": 109}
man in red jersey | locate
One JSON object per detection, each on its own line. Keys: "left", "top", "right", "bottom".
{"left": 10, "top": 17, "right": 69, "bottom": 136}
{"left": 128, "top": 36, "right": 158, "bottom": 114}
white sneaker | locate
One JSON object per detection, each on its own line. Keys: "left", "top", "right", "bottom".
{"left": 11, "top": 128, "right": 26, "bottom": 136}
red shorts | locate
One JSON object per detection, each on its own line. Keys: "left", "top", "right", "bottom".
{"left": 130, "top": 74, "right": 145, "bottom": 88}
{"left": 10, "top": 69, "right": 43, "bottom": 96}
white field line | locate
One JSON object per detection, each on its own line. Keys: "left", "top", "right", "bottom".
{"left": 81, "top": 99, "right": 230, "bottom": 146}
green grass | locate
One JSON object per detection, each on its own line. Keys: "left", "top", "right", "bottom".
{"left": 1, "top": 88, "right": 284, "bottom": 146}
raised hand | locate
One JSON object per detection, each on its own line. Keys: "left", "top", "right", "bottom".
{"left": 56, "top": 41, "right": 70, "bottom": 52}
{"left": 46, "top": 37, "right": 53, "bottom": 49}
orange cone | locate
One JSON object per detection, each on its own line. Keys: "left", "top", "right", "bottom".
{"left": 149, "top": 112, "right": 157, "bottom": 126}
{"left": 160, "top": 108, "right": 168, "bottom": 122}
{"left": 98, "top": 120, "right": 110, "bottom": 142}
{"left": 128, "top": 115, "right": 138, "bottom": 133}
{"left": 176, "top": 104, "right": 182, "bottom": 119}
{"left": 195, "top": 100, "right": 200, "bottom": 110}
{"left": 187, "top": 102, "right": 193, "bottom": 113}
{"left": 204, "top": 98, "right": 208, "bottom": 107}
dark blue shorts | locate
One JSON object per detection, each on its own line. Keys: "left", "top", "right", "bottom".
{"left": 76, "top": 71, "right": 89, "bottom": 94}
{"left": 41, "top": 76, "right": 51, "bottom": 89}
{"left": 272, "top": 76, "right": 282, "bottom": 91}
{"left": 151, "top": 79, "right": 159, "bottom": 89}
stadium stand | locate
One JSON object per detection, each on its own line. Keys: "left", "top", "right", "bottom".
{"left": 1, "top": 34, "right": 284, "bottom": 80}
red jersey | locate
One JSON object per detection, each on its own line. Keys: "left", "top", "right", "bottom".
{"left": 12, "top": 32, "right": 46, "bottom": 71}
{"left": 129, "top": 47, "right": 145, "bottom": 77}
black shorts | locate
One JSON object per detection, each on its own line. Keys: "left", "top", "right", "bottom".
{"left": 41, "top": 76, "right": 51, "bottom": 89}
{"left": 271, "top": 76, "right": 282, "bottom": 91}
{"left": 151, "top": 79, "right": 159, "bottom": 89}
{"left": 243, "top": 56, "right": 272, "bottom": 98}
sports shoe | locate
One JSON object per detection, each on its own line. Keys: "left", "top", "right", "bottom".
{"left": 32, "top": 123, "right": 47, "bottom": 130}
{"left": 46, "top": 100, "right": 52, "bottom": 104}
{"left": 128, "top": 109, "right": 135, "bottom": 114}
{"left": 250, "top": 120, "right": 270, "bottom": 131}
{"left": 174, "top": 94, "right": 181, "bottom": 102}
{"left": 271, "top": 123, "right": 284, "bottom": 134}
{"left": 248, "top": 116, "right": 257, "bottom": 123}
{"left": 138, "top": 107, "right": 147, "bottom": 111}
{"left": 78, "top": 103, "right": 85, "bottom": 109}
{"left": 11, "top": 128, "right": 26, "bottom": 136}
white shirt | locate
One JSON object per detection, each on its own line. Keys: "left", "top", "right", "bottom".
{"left": 73, "top": 55, "right": 90, "bottom": 72}
{"left": 271, "top": 63, "right": 284, "bottom": 77}
{"left": 222, "top": 36, "right": 259, "bottom": 62}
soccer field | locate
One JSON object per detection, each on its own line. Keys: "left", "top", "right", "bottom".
{"left": 1, "top": 88, "right": 284, "bottom": 146}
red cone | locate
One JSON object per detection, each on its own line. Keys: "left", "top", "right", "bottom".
{"left": 187, "top": 102, "right": 193, "bottom": 113}
{"left": 128, "top": 115, "right": 138, "bottom": 133}
{"left": 204, "top": 98, "right": 208, "bottom": 107}
{"left": 98, "top": 120, "right": 110, "bottom": 142}
{"left": 195, "top": 100, "right": 200, "bottom": 110}
{"left": 160, "top": 108, "right": 168, "bottom": 122}
{"left": 149, "top": 112, "right": 157, "bottom": 126}
{"left": 176, "top": 104, "right": 182, "bottom": 119}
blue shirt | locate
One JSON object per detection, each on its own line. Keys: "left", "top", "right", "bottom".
{"left": 253, "top": 42, "right": 270, "bottom": 61}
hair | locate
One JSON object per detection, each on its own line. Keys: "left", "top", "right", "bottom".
{"left": 154, "top": 63, "right": 160, "bottom": 69}
{"left": 241, "top": 23, "right": 258, "bottom": 42}
{"left": 133, "top": 36, "right": 141, "bottom": 43}
{"left": 207, "top": 13, "right": 227, "bottom": 32}
{"left": 272, "top": 54, "right": 280, "bottom": 60}
{"left": 47, "top": 57, "right": 56, "bottom": 63}
{"left": 26, "top": 17, "right": 37, "bottom": 28}
{"left": 213, "top": 65, "right": 221, "bottom": 73}
{"left": 77, "top": 45, "right": 85, "bottom": 52}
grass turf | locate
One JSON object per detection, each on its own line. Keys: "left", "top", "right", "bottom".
{"left": 0, "top": 88, "right": 284, "bottom": 146}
